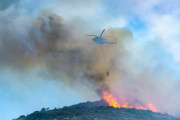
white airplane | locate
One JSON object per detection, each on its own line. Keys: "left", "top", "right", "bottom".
{"left": 87, "top": 29, "right": 116, "bottom": 45}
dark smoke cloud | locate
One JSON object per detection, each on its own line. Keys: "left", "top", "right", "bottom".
{"left": 1, "top": 0, "right": 180, "bottom": 116}
{"left": 0, "top": 9, "right": 132, "bottom": 96}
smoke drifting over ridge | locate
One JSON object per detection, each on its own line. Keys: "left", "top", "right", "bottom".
{"left": 1, "top": 1, "right": 180, "bottom": 116}
{"left": 0, "top": 9, "right": 132, "bottom": 96}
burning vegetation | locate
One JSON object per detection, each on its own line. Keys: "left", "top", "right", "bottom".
{"left": 1, "top": 8, "right": 179, "bottom": 116}
{"left": 103, "top": 91, "right": 163, "bottom": 114}
{"left": 15, "top": 99, "right": 177, "bottom": 120}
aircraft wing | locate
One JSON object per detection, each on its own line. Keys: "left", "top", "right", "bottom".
{"left": 103, "top": 36, "right": 113, "bottom": 37}
{"left": 87, "top": 35, "right": 97, "bottom": 36}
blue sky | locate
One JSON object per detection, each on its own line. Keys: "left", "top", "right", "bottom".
{"left": 1, "top": 0, "right": 180, "bottom": 119}
{"left": 0, "top": 69, "right": 84, "bottom": 120}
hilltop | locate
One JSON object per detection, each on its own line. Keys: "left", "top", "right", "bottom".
{"left": 15, "top": 100, "right": 179, "bottom": 120}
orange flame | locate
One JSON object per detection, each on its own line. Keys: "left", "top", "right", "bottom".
{"left": 103, "top": 91, "right": 163, "bottom": 113}
{"left": 147, "top": 102, "right": 158, "bottom": 113}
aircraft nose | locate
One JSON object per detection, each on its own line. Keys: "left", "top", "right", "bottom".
{"left": 93, "top": 38, "right": 96, "bottom": 40}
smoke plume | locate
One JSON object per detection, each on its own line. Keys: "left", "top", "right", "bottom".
{"left": 0, "top": 8, "right": 132, "bottom": 96}
{"left": 1, "top": 1, "right": 180, "bottom": 116}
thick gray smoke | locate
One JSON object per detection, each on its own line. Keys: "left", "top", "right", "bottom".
{"left": 1, "top": 1, "right": 180, "bottom": 116}
{"left": 0, "top": 9, "right": 132, "bottom": 96}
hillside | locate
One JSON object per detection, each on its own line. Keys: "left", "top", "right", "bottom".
{"left": 15, "top": 100, "right": 179, "bottom": 120}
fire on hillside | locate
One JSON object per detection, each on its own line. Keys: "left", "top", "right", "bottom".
{"left": 103, "top": 91, "right": 163, "bottom": 114}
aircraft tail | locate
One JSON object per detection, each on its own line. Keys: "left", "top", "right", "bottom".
{"left": 100, "top": 29, "right": 105, "bottom": 36}
{"left": 106, "top": 41, "right": 116, "bottom": 45}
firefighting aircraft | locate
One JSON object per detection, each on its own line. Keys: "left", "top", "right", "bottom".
{"left": 87, "top": 29, "right": 116, "bottom": 77}
{"left": 87, "top": 29, "right": 116, "bottom": 45}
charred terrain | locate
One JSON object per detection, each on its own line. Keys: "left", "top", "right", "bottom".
{"left": 15, "top": 100, "right": 179, "bottom": 120}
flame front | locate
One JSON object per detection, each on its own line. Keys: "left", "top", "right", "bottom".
{"left": 103, "top": 92, "right": 121, "bottom": 108}
{"left": 103, "top": 91, "right": 162, "bottom": 113}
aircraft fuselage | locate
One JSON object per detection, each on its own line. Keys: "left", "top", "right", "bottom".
{"left": 93, "top": 36, "right": 106, "bottom": 44}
